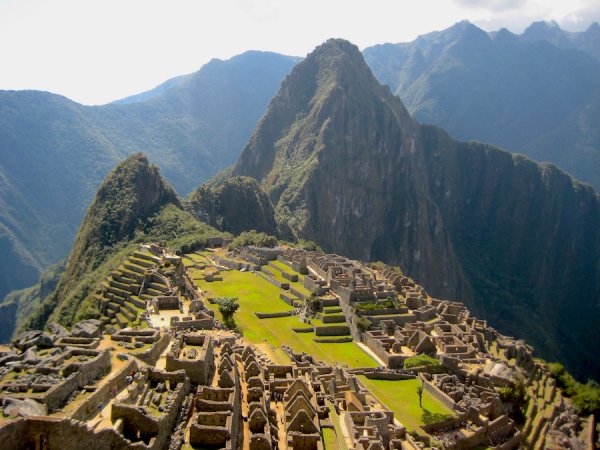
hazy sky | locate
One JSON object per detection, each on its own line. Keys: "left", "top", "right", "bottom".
{"left": 1, "top": 0, "right": 598, "bottom": 105}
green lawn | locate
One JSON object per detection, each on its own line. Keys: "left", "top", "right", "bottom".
{"left": 322, "top": 427, "right": 339, "bottom": 450}
{"left": 197, "top": 270, "right": 292, "bottom": 314}
{"left": 185, "top": 252, "right": 211, "bottom": 266}
{"left": 359, "top": 377, "right": 455, "bottom": 432}
{"left": 326, "top": 402, "right": 348, "bottom": 450}
{"left": 194, "top": 269, "right": 377, "bottom": 368}
{"left": 268, "top": 260, "right": 313, "bottom": 297}
{"left": 269, "top": 259, "right": 296, "bottom": 275}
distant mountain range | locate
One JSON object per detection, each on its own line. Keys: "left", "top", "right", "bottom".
{"left": 364, "top": 20, "right": 600, "bottom": 191}
{"left": 0, "top": 51, "right": 297, "bottom": 299}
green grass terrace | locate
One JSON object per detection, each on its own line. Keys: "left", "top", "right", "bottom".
{"left": 191, "top": 266, "right": 377, "bottom": 369}
{"left": 359, "top": 377, "right": 456, "bottom": 433}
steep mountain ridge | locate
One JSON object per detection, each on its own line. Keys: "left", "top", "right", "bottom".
{"left": 363, "top": 21, "right": 600, "bottom": 191}
{"left": 233, "top": 39, "right": 469, "bottom": 299}
{"left": 0, "top": 51, "right": 297, "bottom": 299}
{"left": 230, "top": 38, "right": 600, "bottom": 380}
{"left": 521, "top": 20, "right": 600, "bottom": 61}
{"left": 421, "top": 125, "right": 600, "bottom": 377}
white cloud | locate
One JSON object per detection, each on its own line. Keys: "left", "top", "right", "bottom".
{"left": 452, "top": 0, "right": 527, "bottom": 12}
{"left": 560, "top": 0, "right": 600, "bottom": 30}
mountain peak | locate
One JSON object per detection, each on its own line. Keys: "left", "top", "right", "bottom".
{"left": 232, "top": 38, "right": 414, "bottom": 185}
{"left": 522, "top": 20, "right": 566, "bottom": 41}
{"left": 64, "top": 153, "right": 179, "bottom": 281}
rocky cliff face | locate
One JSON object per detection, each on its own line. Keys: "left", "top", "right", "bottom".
{"left": 421, "top": 125, "right": 600, "bottom": 378}
{"left": 189, "top": 176, "right": 279, "bottom": 236}
{"left": 230, "top": 38, "right": 600, "bottom": 380}
{"left": 233, "top": 39, "right": 469, "bottom": 299}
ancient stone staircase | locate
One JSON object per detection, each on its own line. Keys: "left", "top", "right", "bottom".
{"left": 96, "top": 251, "right": 168, "bottom": 328}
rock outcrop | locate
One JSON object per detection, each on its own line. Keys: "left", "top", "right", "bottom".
{"left": 189, "top": 176, "right": 279, "bottom": 236}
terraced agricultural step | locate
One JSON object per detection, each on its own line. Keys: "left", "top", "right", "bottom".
{"left": 320, "top": 314, "right": 347, "bottom": 324}
{"left": 124, "top": 262, "right": 146, "bottom": 274}
{"left": 128, "top": 256, "right": 155, "bottom": 268}
{"left": 115, "top": 312, "right": 129, "bottom": 328}
{"left": 133, "top": 251, "right": 161, "bottom": 264}
{"left": 144, "top": 288, "right": 164, "bottom": 297}
{"left": 119, "top": 268, "right": 144, "bottom": 282}
{"left": 128, "top": 296, "right": 146, "bottom": 309}
{"left": 109, "top": 279, "right": 134, "bottom": 293}
{"left": 121, "top": 308, "right": 136, "bottom": 322}
{"left": 148, "top": 282, "right": 168, "bottom": 293}
{"left": 107, "top": 302, "right": 120, "bottom": 312}
{"left": 115, "top": 271, "right": 140, "bottom": 284}
{"left": 106, "top": 310, "right": 117, "bottom": 319}
{"left": 123, "top": 301, "right": 142, "bottom": 315}
{"left": 105, "top": 293, "right": 125, "bottom": 305}
{"left": 139, "top": 293, "right": 154, "bottom": 301}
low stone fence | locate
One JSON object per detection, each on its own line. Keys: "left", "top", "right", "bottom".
{"left": 313, "top": 337, "right": 353, "bottom": 343}
{"left": 314, "top": 325, "right": 350, "bottom": 336}
{"left": 257, "top": 270, "right": 289, "bottom": 290}
{"left": 254, "top": 311, "right": 293, "bottom": 319}
{"left": 56, "top": 337, "right": 100, "bottom": 349}
{"left": 292, "top": 327, "right": 313, "bottom": 333}
{"left": 364, "top": 372, "right": 415, "bottom": 380}
{"left": 354, "top": 307, "right": 407, "bottom": 316}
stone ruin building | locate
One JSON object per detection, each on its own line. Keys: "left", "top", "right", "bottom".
{"left": 0, "top": 243, "right": 595, "bottom": 450}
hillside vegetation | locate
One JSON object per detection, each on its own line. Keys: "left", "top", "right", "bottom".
{"left": 0, "top": 51, "right": 297, "bottom": 300}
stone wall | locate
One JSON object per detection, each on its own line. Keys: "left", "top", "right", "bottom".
{"left": 71, "top": 358, "right": 139, "bottom": 421}
{"left": 135, "top": 334, "right": 170, "bottom": 366}
{"left": 255, "top": 311, "right": 294, "bottom": 319}
{"left": 0, "top": 417, "right": 145, "bottom": 450}
{"left": 45, "top": 350, "right": 111, "bottom": 411}
{"left": 421, "top": 376, "right": 457, "bottom": 412}
{"left": 257, "top": 270, "right": 289, "bottom": 290}
{"left": 314, "top": 325, "right": 350, "bottom": 336}
{"left": 280, "top": 293, "right": 296, "bottom": 306}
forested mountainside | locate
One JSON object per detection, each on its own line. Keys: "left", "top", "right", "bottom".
{"left": 0, "top": 51, "right": 297, "bottom": 299}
